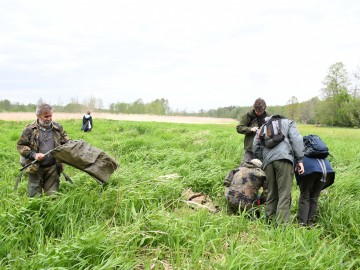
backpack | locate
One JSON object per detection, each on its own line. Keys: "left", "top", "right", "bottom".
{"left": 259, "top": 115, "right": 285, "bottom": 148}
{"left": 303, "top": 134, "right": 330, "bottom": 159}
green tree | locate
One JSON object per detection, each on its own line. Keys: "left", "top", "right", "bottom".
{"left": 146, "top": 98, "right": 170, "bottom": 115}
{"left": 0, "top": 99, "right": 11, "bottom": 111}
{"left": 319, "top": 62, "right": 352, "bottom": 126}
{"left": 64, "top": 97, "right": 84, "bottom": 113}
{"left": 352, "top": 66, "right": 360, "bottom": 98}
{"left": 110, "top": 102, "right": 128, "bottom": 113}
{"left": 299, "top": 97, "right": 319, "bottom": 124}
{"left": 348, "top": 96, "right": 360, "bottom": 127}
{"left": 286, "top": 96, "right": 299, "bottom": 121}
{"left": 130, "top": 99, "right": 145, "bottom": 114}
{"left": 321, "top": 62, "right": 350, "bottom": 98}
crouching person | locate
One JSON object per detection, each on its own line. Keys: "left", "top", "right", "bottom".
{"left": 224, "top": 159, "right": 267, "bottom": 217}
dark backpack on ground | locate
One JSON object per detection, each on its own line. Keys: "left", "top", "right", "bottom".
{"left": 259, "top": 115, "right": 285, "bottom": 148}
{"left": 303, "top": 134, "right": 330, "bottom": 159}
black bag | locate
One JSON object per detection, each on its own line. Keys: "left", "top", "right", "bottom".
{"left": 303, "top": 134, "right": 330, "bottom": 159}
{"left": 259, "top": 115, "right": 285, "bottom": 148}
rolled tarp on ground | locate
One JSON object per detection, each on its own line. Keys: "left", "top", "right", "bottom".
{"left": 52, "top": 140, "right": 119, "bottom": 183}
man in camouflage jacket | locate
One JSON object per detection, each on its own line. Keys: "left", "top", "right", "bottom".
{"left": 225, "top": 159, "right": 267, "bottom": 216}
{"left": 17, "top": 103, "right": 71, "bottom": 197}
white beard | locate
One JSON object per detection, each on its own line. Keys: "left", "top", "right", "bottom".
{"left": 39, "top": 119, "right": 52, "bottom": 128}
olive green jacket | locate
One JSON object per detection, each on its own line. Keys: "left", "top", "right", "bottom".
{"left": 236, "top": 110, "right": 267, "bottom": 152}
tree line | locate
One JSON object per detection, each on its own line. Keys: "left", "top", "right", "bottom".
{"left": 1, "top": 62, "right": 359, "bottom": 127}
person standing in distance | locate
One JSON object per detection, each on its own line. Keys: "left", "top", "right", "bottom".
{"left": 236, "top": 98, "right": 267, "bottom": 166}
{"left": 81, "top": 111, "right": 93, "bottom": 132}
{"left": 17, "top": 103, "right": 71, "bottom": 197}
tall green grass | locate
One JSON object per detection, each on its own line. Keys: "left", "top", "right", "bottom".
{"left": 0, "top": 119, "right": 359, "bottom": 269}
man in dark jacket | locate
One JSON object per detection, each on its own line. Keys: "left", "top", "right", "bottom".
{"left": 236, "top": 98, "right": 267, "bottom": 165}
{"left": 17, "top": 103, "right": 71, "bottom": 197}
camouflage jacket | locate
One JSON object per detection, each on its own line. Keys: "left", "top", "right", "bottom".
{"left": 17, "top": 120, "right": 70, "bottom": 161}
{"left": 226, "top": 162, "right": 267, "bottom": 210}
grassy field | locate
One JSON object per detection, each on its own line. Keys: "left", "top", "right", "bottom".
{"left": 0, "top": 119, "right": 359, "bottom": 269}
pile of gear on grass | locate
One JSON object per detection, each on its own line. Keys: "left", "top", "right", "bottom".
{"left": 181, "top": 158, "right": 266, "bottom": 217}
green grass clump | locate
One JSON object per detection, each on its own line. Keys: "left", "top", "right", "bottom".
{"left": 0, "top": 119, "right": 359, "bottom": 269}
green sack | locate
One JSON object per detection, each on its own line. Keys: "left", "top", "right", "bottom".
{"left": 52, "top": 140, "right": 119, "bottom": 183}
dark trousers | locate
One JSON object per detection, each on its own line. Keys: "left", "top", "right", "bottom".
{"left": 298, "top": 173, "right": 325, "bottom": 225}
{"left": 27, "top": 164, "right": 60, "bottom": 197}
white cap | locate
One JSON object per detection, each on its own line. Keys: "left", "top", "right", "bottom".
{"left": 250, "top": 159, "right": 262, "bottom": 168}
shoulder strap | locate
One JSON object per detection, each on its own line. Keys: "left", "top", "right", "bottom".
{"left": 316, "top": 159, "right": 327, "bottom": 182}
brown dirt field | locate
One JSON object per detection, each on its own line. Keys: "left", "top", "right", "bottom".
{"left": 0, "top": 112, "right": 237, "bottom": 125}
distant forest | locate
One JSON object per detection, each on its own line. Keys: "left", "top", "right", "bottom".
{"left": 1, "top": 62, "right": 360, "bottom": 127}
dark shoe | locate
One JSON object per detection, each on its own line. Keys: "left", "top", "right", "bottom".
{"left": 307, "top": 219, "right": 316, "bottom": 227}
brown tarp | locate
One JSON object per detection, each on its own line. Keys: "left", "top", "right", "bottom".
{"left": 51, "top": 140, "right": 119, "bottom": 183}
{"left": 182, "top": 188, "right": 219, "bottom": 213}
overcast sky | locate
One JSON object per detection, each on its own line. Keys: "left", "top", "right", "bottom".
{"left": 1, "top": 0, "right": 360, "bottom": 112}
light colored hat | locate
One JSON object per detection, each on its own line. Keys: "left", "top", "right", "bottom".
{"left": 250, "top": 159, "right": 262, "bottom": 168}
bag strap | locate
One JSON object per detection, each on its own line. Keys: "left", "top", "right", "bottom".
{"left": 316, "top": 158, "right": 327, "bottom": 182}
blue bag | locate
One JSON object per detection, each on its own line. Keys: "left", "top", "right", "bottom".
{"left": 303, "top": 134, "right": 330, "bottom": 159}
